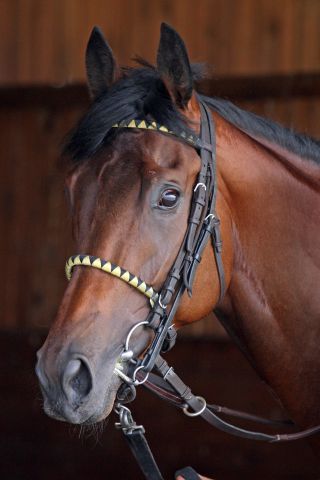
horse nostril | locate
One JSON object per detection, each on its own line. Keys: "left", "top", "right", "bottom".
{"left": 62, "top": 358, "right": 93, "bottom": 405}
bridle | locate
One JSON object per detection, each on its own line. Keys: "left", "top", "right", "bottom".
{"left": 65, "top": 98, "right": 320, "bottom": 480}
{"left": 66, "top": 99, "right": 225, "bottom": 387}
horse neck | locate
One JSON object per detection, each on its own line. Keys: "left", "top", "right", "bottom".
{"left": 215, "top": 113, "right": 320, "bottom": 427}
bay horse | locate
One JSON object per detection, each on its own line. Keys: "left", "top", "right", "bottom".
{"left": 36, "top": 23, "right": 320, "bottom": 478}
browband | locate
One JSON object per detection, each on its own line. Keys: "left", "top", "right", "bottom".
{"left": 65, "top": 254, "right": 158, "bottom": 307}
{"left": 112, "top": 118, "right": 203, "bottom": 149}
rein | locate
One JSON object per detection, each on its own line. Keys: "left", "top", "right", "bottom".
{"left": 65, "top": 99, "right": 320, "bottom": 480}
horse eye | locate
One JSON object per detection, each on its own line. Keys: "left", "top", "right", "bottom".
{"left": 158, "top": 189, "right": 180, "bottom": 208}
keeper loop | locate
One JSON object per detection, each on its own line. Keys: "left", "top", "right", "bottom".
{"left": 194, "top": 182, "right": 206, "bottom": 192}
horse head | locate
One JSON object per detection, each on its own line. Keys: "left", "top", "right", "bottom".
{"left": 35, "top": 24, "right": 230, "bottom": 425}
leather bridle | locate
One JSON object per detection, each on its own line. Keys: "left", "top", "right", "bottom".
{"left": 65, "top": 98, "right": 320, "bottom": 480}
{"left": 66, "top": 99, "right": 225, "bottom": 388}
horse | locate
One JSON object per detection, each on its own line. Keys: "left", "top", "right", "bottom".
{"left": 35, "top": 23, "right": 320, "bottom": 478}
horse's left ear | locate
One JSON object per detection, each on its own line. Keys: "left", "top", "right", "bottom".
{"left": 157, "top": 23, "right": 193, "bottom": 108}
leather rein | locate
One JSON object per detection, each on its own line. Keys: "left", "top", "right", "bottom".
{"left": 65, "top": 99, "right": 320, "bottom": 480}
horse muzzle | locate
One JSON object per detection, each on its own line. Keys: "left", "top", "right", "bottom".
{"left": 36, "top": 348, "right": 118, "bottom": 424}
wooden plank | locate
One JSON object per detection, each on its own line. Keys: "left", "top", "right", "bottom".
{"left": 1, "top": 0, "right": 320, "bottom": 85}
{"left": 1, "top": 83, "right": 320, "bottom": 331}
{"left": 199, "top": 71, "right": 320, "bottom": 100}
{"left": 1, "top": 71, "right": 320, "bottom": 110}
{"left": 0, "top": 104, "right": 80, "bottom": 329}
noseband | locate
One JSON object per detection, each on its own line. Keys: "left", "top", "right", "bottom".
{"left": 66, "top": 255, "right": 159, "bottom": 306}
{"left": 65, "top": 99, "right": 320, "bottom": 480}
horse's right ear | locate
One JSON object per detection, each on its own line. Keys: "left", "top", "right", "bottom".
{"left": 85, "top": 26, "right": 119, "bottom": 100}
{"left": 157, "top": 23, "right": 193, "bottom": 108}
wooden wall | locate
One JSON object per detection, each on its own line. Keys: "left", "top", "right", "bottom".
{"left": 1, "top": 1, "right": 320, "bottom": 331}
{"left": 0, "top": 97, "right": 80, "bottom": 329}
{"left": 1, "top": 82, "right": 320, "bottom": 331}
{"left": 1, "top": 0, "right": 320, "bottom": 86}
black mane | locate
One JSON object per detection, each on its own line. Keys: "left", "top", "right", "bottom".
{"left": 203, "top": 96, "right": 320, "bottom": 164}
{"left": 64, "top": 64, "right": 202, "bottom": 161}
{"left": 65, "top": 63, "right": 320, "bottom": 165}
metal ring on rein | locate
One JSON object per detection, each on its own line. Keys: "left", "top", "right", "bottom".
{"left": 124, "top": 320, "right": 149, "bottom": 353}
{"left": 183, "top": 396, "right": 207, "bottom": 417}
{"left": 132, "top": 365, "right": 150, "bottom": 385}
{"left": 115, "top": 320, "right": 151, "bottom": 386}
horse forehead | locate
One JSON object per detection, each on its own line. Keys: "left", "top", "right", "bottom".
{"left": 106, "top": 130, "right": 197, "bottom": 169}
{"left": 69, "top": 130, "right": 198, "bottom": 197}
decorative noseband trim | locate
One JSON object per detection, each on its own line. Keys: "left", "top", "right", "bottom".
{"left": 112, "top": 119, "right": 201, "bottom": 148}
{"left": 65, "top": 255, "right": 159, "bottom": 307}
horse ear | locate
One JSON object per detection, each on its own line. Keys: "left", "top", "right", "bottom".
{"left": 157, "top": 23, "right": 193, "bottom": 108}
{"left": 85, "top": 26, "right": 119, "bottom": 100}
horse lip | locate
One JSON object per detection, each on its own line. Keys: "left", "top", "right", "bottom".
{"left": 43, "top": 400, "right": 68, "bottom": 423}
{"left": 60, "top": 401, "right": 112, "bottom": 425}
{"left": 41, "top": 368, "right": 120, "bottom": 425}
{"left": 44, "top": 399, "right": 94, "bottom": 424}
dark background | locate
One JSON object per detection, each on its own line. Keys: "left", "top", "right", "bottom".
{"left": 1, "top": 1, "right": 320, "bottom": 478}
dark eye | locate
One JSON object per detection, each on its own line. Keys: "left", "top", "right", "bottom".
{"left": 158, "top": 189, "right": 180, "bottom": 209}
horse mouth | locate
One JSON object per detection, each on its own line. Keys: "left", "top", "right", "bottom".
{"left": 42, "top": 391, "right": 118, "bottom": 425}
{"left": 39, "top": 366, "right": 122, "bottom": 425}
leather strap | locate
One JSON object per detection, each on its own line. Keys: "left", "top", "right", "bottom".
{"left": 142, "top": 372, "right": 293, "bottom": 428}
{"left": 199, "top": 100, "right": 226, "bottom": 301}
{"left": 124, "top": 429, "right": 164, "bottom": 480}
{"left": 154, "top": 356, "right": 320, "bottom": 443}
{"left": 115, "top": 405, "right": 164, "bottom": 480}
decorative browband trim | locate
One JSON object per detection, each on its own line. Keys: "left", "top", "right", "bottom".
{"left": 112, "top": 119, "right": 200, "bottom": 148}
{"left": 65, "top": 255, "right": 159, "bottom": 307}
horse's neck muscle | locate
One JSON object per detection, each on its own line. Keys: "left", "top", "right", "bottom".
{"left": 216, "top": 115, "right": 320, "bottom": 429}
{"left": 243, "top": 130, "right": 320, "bottom": 190}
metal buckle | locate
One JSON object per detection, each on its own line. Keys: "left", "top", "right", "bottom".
{"left": 194, "top": 182, "right": 206, "bottom": 192}
{"left": 205, "top": 213, "right": 215, "bottom": 222}
{"left": 158, "top": 293, "right": 167, "bottom": 310}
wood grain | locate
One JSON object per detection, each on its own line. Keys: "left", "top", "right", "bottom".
{"left": 1, "top": 0, "right": 320, "bottom": 85}
{"left": 1, "top": 83, "right": 320, "bottom": 330}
